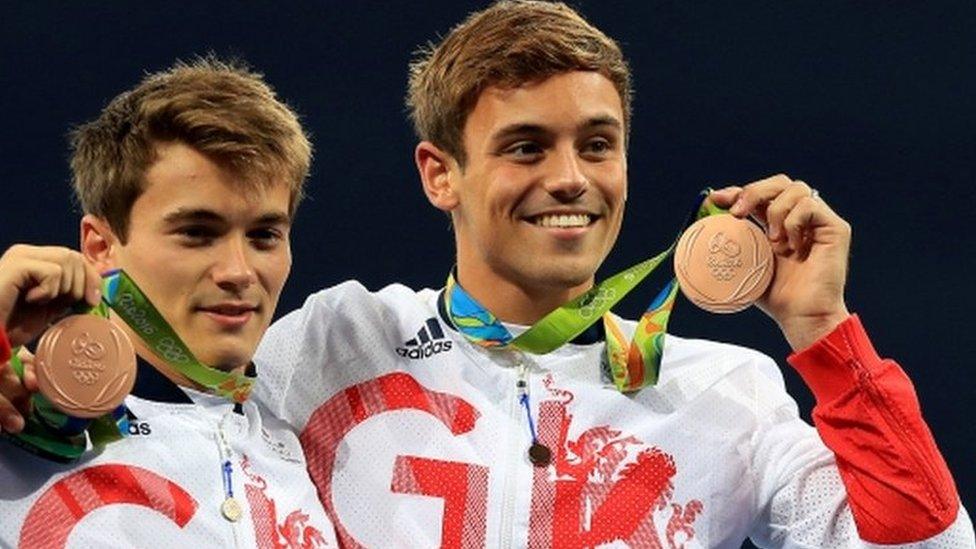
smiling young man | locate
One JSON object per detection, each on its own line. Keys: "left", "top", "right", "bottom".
{"left": 0, "top": 59, "right": 336, "bottom": 547}
{"left": 252, "top": 2, "right": 972, "bottom": 547}
{"left": 425, "top": 70, "right": 627, "bottom": 323}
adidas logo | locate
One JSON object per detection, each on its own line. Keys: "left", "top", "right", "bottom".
{"left": 396, "top": 317, "right": 453, "bottom": 359}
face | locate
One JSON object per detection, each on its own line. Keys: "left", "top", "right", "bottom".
{"left": 96, "top": 142, "right": 292, "bottom": 372}
{"left": 448, "top": 71, "right": 627, "bottom": 295}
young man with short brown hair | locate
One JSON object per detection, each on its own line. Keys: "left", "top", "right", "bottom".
{"left": 257, "top": 2, "right": 971, "bottom": 546}
{"left": 0, "top": 58, "right": 336, "bottom": 548}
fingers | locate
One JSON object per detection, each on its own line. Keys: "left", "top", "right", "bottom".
{"left": 21, "top": 257, "right": 67, "bottom": 304}
{"left": 0, "top": 360, "right": 29, "bottom": 434}
{"left": 724, "top": 173, "right": 796, "bottom": 221}
{"left": 707, "top": 186, "right": 743, "bottom": 208}
{"left": 765, "top": 180, "right": 812, "bottom": 242}
{"left": 64, "top": 256, "right": 101, "bottom": 307}
{"left": 709, "top": 174, "right": 850, "bottom": 258}
{"left": 83, "top": 260, "right": 103, "bottom": 307}
{"left": 18, "top": 347, "right": 38, "bottom": 393}
{"left": 0, "top": 246, "right": 102, "bottom": 336}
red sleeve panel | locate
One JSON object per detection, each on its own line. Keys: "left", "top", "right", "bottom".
{"left": 787, "top": 314, "right": 960, "bottom": 544}
{"left": 0, "top": 326, "right": 11, "bottom": 364}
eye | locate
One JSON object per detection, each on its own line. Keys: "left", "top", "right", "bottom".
{"left": 175, "top": 225, "right": 217, "bottom": 246}
{"left": 581, "top": 137, "right": 614, "bottom": 159}
{"left": 248, "top": 227, "right": 286, "bottom": 250}
{"left": 503, "top": 141, "right": 544, "bottom": 162}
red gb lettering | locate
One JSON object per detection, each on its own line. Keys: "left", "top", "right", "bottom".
{"left": 392, "top": 455, "right": 488, "bottom": 547}
{"left": 302, "top": 373, "right": 702, "bottom": 548}
{"left": 300, "top": 372, "right": 486, "bottom": 548}
{"left": 529, "top": 379, "right": 703, "bottom": 548}
{"left": 20, "top": 464, "right": 197, "bottom": 548}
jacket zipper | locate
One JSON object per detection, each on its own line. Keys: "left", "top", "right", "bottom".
{"left": 499, "top": 351, "right": 528, "bottom": 549}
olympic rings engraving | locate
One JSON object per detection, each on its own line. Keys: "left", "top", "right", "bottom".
{"left": 579, "top": 287, "right": 617, "bottom": 320}
{"left": 155, "top": 337, "right": 190, "bottom": 364}
{"left": 70, "top": 332, "right": 106, "bottom": 360}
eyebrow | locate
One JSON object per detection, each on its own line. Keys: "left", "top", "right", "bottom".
{"left": 490, "top": 115, "right": 623, "bottom": 142}
{"left": 581, "top": 115, "right": 623, "bottom": 131}
{"left": 491, "top": 123, "right": 547, "bottom": 142}
{"left": 162, "top": 208, "right": 291, "bottom": 226}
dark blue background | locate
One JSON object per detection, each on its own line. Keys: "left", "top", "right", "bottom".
{"left": 2, "top": 2, "right": 973, "bottom": 543}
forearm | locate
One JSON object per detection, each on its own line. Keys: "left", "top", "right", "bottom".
{"left": 788, "top": 314, "right": 960, "bottom": 543}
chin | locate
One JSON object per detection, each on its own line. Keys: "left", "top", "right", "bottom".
{"left": 528, "top": 260, "right": 598, "bottom": 290}
{"left": 196, "top": 345, "right": 253, "bottom": 372}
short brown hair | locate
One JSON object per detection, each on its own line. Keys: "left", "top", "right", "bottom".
{"left": 407, "top": 0, "right": 631, "bottom": 165}
{"left": 70, "top": 57, "right": 312, "bottom": 240}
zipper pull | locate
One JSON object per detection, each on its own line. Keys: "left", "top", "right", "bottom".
{"left": 513, "top": 354, "right": 551, "bottom": 467}
{"left": 515, "top": 356, "right": 528, "bottom": 397}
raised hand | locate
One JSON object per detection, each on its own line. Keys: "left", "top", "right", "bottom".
{"left": 0, "top": 245, "right": 102, "bottom": 347}
{"left": 0, "top": 245, "right": 101, "bottom": 433}
{"left": 710, "top": 175, "right": 851, "bottom": 350}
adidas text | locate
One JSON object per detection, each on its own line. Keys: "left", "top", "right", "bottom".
{"left": 127, "top": 422, "right": 152, "bottom": 436}
{"left": 396, "top": 340, "right": 452, "bottom": 359}
{"left": 397, "top": 318, "right": 452, "bottom": 359}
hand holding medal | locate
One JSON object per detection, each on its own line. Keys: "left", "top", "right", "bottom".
{"left": 0, "top": 245, "right": 104, "bottom": 350}
{"left": 0, "top": 246, "right": 105, "bottom": 432}
{"left": 1, "top": 244, "right": 255, "bottom": 461}
{"left": 706, "top": 175, "right": 852, "bottom": 350}
{"left": 0, "top": 246, "right": 137, "bottom": 459}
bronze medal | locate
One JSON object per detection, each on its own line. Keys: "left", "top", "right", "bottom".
{"left": 34, "top": 315, "right": 137, "bottom": 418}
{"left": 673, "top": 214, "right": 774, "bottom": 314}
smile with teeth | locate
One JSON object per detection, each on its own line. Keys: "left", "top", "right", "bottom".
{"left": 532, "top": 213, "right": 593, "bottom": 228}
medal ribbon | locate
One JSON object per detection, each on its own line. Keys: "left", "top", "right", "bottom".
{"left": 102, "top": 270, "right": 254, "bottom": 403}
{"left": 444, "top": 191, "right": 725, "bottom": 392}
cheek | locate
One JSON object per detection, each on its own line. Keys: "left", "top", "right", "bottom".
{"left": 595, "top": 165, "right": 627, "bottom": 201}
{"left": 486, "top": 172, "right": 533, "bottom": 217}
{"left": 118, "top": 245, "right": 179, "bottom": 289}
{"left": 121, "top": 245, "right": 202, "bottom": 311}
{"left": 260, "top": 253, "right": 292, "bottom": 297}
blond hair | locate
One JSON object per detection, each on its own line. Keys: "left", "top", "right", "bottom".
{"left": 70, "top": 57, "right": 311, "bottom": 240}
{"left": 407, "top": 0, "right": 631, "bottom": 165}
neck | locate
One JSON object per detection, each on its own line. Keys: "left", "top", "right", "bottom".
{"left": 455, "top": 263, "right": 593, "bottom": 325}
{"left": 110, "top": 315, "right": 245, "bottom": 392}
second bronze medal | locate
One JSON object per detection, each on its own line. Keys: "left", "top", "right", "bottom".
{"left": 34, "top": 315, "right": 137, "bottom": 419}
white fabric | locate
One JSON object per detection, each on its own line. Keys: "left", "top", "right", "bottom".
{"left": 255, "top": 281, "right": 973, "bottom": 548}
{"left": 0, "top": 386, "right": 337, "bottom": 548}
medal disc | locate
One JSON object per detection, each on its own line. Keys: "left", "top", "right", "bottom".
{"left": 673, "top": 214, "right": 774, "bottom": 314}
{"left": 34, "top": 315, "right": 137, "bottom": 418}
{"left": 221, "top": 497, "right": 243, "bottom": 522}
{"left": 528, "top": 443, "right": 552, "bottom": 467}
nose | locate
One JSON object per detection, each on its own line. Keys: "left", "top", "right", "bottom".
{"left": 543, "top": 146, "right": 588, "bottom": 202}
{"left": 211, "top": 237, "right": 256, "bottom": 292}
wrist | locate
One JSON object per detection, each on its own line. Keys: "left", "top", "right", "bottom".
{"left": 780, "top": 307, "right": 851, "bottom": 352}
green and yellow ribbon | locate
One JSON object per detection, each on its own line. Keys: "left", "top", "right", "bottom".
{"left": 444, "top": 191, "right": 725, "bottom": 391}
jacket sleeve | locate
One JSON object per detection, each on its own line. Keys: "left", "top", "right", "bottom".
{"left": 784, "top": 314, "right": 969, "bottom": 545}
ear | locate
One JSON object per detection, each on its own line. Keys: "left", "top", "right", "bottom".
{"left": 80, "top": 214, "right": 121, "bottom": 273}
{"left": 415, "top": 141, "right": 460, "bottom": 212}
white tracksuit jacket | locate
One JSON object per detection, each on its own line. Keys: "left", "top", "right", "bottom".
{"left": 255, "top": 281, "right": 973, "bottom": 548}
{"left": 0, "top": 359, "right": 338, "bottom": 548}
